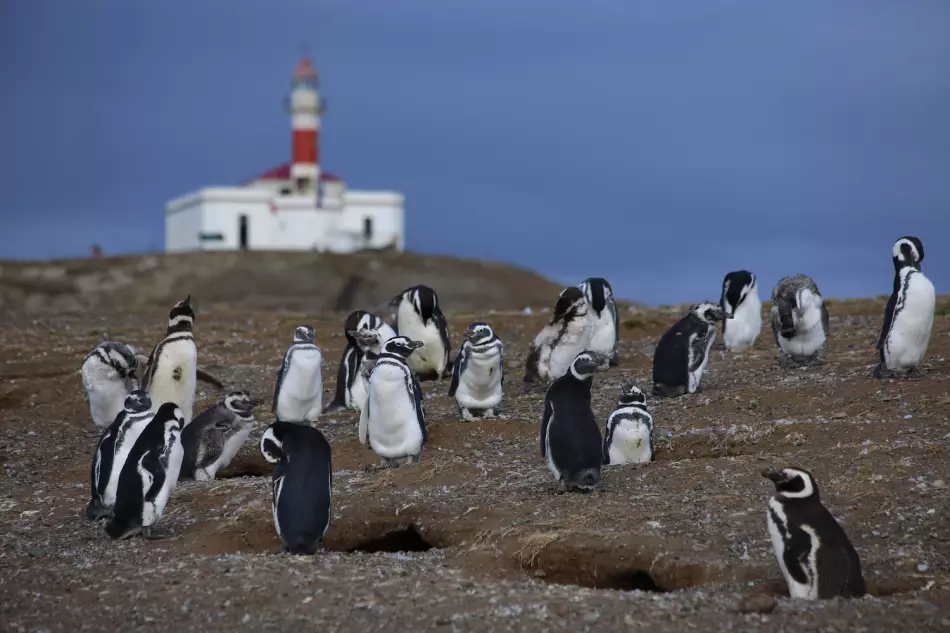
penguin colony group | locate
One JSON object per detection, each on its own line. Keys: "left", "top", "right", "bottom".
{"left": 79, "top": 236, "right": 936, "bottom": 601}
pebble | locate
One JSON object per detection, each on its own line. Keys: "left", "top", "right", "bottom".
{"left": 832, "top": 411, "right": 847, "bottom": 419}
{"left": 932, "top": 480, "right": 945, "bottom": 489}
{"left": 917, "top": 562, "right": 929, "bottom": 573}
{"left": 737, "top": 594, "right": 777, "bottom": 614}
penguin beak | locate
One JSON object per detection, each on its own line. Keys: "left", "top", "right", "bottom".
{"left": 408, "top": 340, "right": 425, "bottom": 350}
{"left": 761, "top": 468, "right": 785, "bottom": 484}
{"left": 246, "top": 397, "right": 264, "bottom": 408}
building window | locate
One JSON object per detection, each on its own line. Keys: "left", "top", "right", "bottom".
{"left": 363, "top": 217, "right": 373, "bottom": 241}
{"left": 199, "top": 232, "right": 225, "bottom": 242}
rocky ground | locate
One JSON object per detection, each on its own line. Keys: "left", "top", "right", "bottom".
{"left": 1, "top": 293, "right": 949, "bottom": 632}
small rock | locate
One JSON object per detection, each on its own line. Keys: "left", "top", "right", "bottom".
{"left": 932, "top": 480, "right": 945, "bottom": 489}
{"left": 435, "top": 617, "right": 451, "bottom": 626}
{"left": 737, "top": 594, "right": 777, "bottom": 614}
{"left": 28, "top": 548, "right": 43, "bottom": 558}
{"left": 832, "top": 412, "right": 847, "bottom": 420}
{"left": 301, "top": 596, "right": 313, "bottom": 604}
{"left": 917, "top": 562, "right": 929, "bottom": 573}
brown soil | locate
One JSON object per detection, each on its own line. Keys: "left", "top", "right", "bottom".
{"left": 1, "top": 283, "right": 949, "bottom": 632}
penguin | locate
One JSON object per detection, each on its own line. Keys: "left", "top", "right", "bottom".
{"left": 358, "top": 336, "right": 427, "bottom": 468}
{"left": 578, "top": 277, "right": 620, "bottom": 366}
{"left": 179, "top": 391, "right": 261, "bottom": 481}
{"left": 323, "top": 310, "right": 397, "bottom": 414}
{"left": 86, "top": 389, "right": 154, "bottom": 520}
{"left": 105, "top": 401, "right": 185, "bottom": 539}
{"left": 874, "top": 236, "right": 935, "bottom": 379}
{"left": 524, "top": 287, "right": 594, "bottom": 387}
{"left": 602, "top": 384, "right": 653, "bottom": 466}
{"left": 259, "top": 421, "right": 333, "bottom": 555}
{"left": 720, "top": 270, "right": 762, "bottom": 353}
{"left": 81, "top": 340, "right": 141, "bottom": 430}
{"left": 540, "top": 350, "right": 610, "bottom": 492}
{"left": 140, "top": 295, "right": 199, "bottom": 424}
{"left": 770, "top": 275, "right": 830, "bottom": 367}
{"left": 652, "top": 302, "right": 731, "bottom": 398}
{"left": 762, "top": 466, "right": 867, "bottom": 600}
{"left": 347, "top": 325, "right": 398, "bottom": 411}
{"left": 390, "top": 285, "right": 451, "bottom": 380}
{"left": 448, "top": 322, "right": 505, "bottom": 420}
{"left": 273, "top": 325, "right": 323, "bottom": 423}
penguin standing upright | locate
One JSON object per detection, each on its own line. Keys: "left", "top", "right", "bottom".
{"left": 540, "top": 350, "right": 610, "bottom": 492}
{"left": 180, "top": 391, "right": 261, "bottom": 481}
{"left": 358, "top": 336, "right": 427, "bottom": 467}
{"left": 86, "top": 390, "right": 155, "bottom": 520}
{"left": 81, "top": 341, "right": 140, "bottom": 430}
{"left": 652, "top": 302, "right": 731, "bottom": 397}
{"left": 524, "top": 287, "right": 594, "bottom": 386}
{"left": 390, "top": 285, "right": 451, "bottom": 380}
{"left": 602, "top": 384, "right": 654, "bottom": 466}
{"left": 259, "top": 421, "right": 333, "bottom": 555}
{"left": 578, "top": 277, "right": 620, "bottom": 366}
{"left": 273, "top": 325, "right": 323, "bottom": 423}
{"left": 762, "top": 466, "right": 867, "bottom": 600}
{"left": 448, "top": 322, "right": 505, "bottom": 420}
{"left": 770, "top": 275, "right": 830, "bottom": 367}
{"left": 720, "top": 270, "right": 762, "bottom": 353}
{"left": 323, "top": 310, "right": 397, "bottom": 414}
{"left": 140, "top": 295, "right": 199, "bottom": 424}
{"left": 348, "top": 326, "right": 397, "bottom": 411}
{"left": 875, "top": 236, "right": 935, "bottom": 378}
{"left": 105, "top": 402, "right": 185, "bottom": 539}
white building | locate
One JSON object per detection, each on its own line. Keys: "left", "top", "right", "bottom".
{"left": 165, "top": 57, "right": 405, "bottom": 253}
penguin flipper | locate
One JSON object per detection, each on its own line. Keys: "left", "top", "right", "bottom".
{"left": 448, "top": 344, "right": 468, "bottom": 397}
{"left": 539, "top": 395, "right": 553, "bottom": 457}
{"left": 273, "top": 349, "right": 292, "bottom": 414}
{"left": 196, "top": 367, "right": 224, "bottom": 389}
{"left": 412, "top": 374, "right": 427, "bottom": 445}
{"left": 782, "top": 527, "right": 812, "bottom": 586}
{"left": 877, "top": 290, "right": 898, "bottom": 351}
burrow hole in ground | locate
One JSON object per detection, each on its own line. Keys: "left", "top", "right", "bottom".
{"left": 333, "top": 523, "right": 436, "bottom": 554}
{"left": 532, "top": 566, "right": 667, "bottom": 593}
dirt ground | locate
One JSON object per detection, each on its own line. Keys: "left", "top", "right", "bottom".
{"left": 1, "top": 294, "right": 949, "bottom": 632}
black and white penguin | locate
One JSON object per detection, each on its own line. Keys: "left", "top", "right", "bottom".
{"left": 652, "top": 302, "right": 731, "bottom": 398}
{"left": 770, "top": 275, "right": 830, "bottom": 367}
{"left": 762, "top": 466, "right": 867, "bottom": 600}
{"left": 578, "top": 277, "right": 620, "bottom": 366}
{"left": 602, "top": 384, "right": 653, "bottom": 466}
{"left": 390, "top": 285, "right": 451, "bottom": 380}
{"left": 323, "top": 310, "right": 397, "bottom": 414}
{"left": 524, "top": 287, "right": 594, "bottom": 386}
{"left": 347, "top": 325, "right": 398, "bottom": 411}
{"left": 720, "top": 270, "right": 762, "bottom": 353}
{"left": 180, "top": 391, "right": 261, "bottom": 481}
{"left": 140, "top": 295, "right": 199, "bottom": 424}
{"left": 540, "top": 350, "right": 610, "bottom": 492}
{"left": 105, "top": 401, "right": 185, "bottom": 539}
{"left": 81, "top": 340, "right": 141, "bottom": 430}
{"left": 448, "top": 322, "right": 504, "bottom": 420}
{"left": 259, "top": 421, "right": 333, "bottom": 555}
{"left": 86, "top": 389, "right": 154, "bottom": 520}
{"left": 273, "top": 325, "right": 324, "bottom": 423}
{"left": 875, "top": 236, "right": 935, "bottom": 378}
{"left": 358, "top": 336, "right": 427, "bottom": 467}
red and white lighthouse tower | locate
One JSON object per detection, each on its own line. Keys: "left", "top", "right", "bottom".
{"left": 287, "top": 57, "right": 323, "bottom": 195}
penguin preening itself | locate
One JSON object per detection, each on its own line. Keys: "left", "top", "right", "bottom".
{"left": 602, "top": 384, "right": 653, "bottom": 466}
{"left": 652, "top": 302, "right": 731, "bottom": 398}
{"left": 180, "top": 391, "right": 261, "bottom": 481}
{"left": 540, "top": 350, "right": 610, "bottom": 492}
{"left": 81, "top": 341, "right": 140, "bottom": 430}
{"left": 86, "top": 389, "right": 155, "bottom": 520}
{"left": 105, "top": 402, "right": 185, "bottom": 539}
{"left": 140, "top": 295, "right": 199, "bottom": 424}
{"left": 720, "top": 270, "right": 762, "bottom": 353}
{"left": 578, "top": 277, "right": 620, "bottom": 366}
{"left": 358, "top": 336, "right": 428, "bottom": 468}
{"left": 347, "top": 326, "right": 396, "bottom": 411}
{"left": 323, "top": 310, "right": 397, "bottom": 414}
{"left": 875, "top": 236, "right": 935, "bottom": 379}
{"left": 762, "top": 467, "right": 867, "bottom": 600}
{"left": 524, "top": 287, "right": 593, "bottom": 387}
{"left": 770, "top": 275, "right": 830, "bottom": 367}
{"left": 273, "top": 325, "right": 323, "bottom": 423}
{"left": 260, "top": 422, "right": 333, "bottom": 555}
{"left": 448, "top": 322, "right": 505, "bottom": 420}
{"left": 390, "top": 285, "right": 452, "bottom": 380}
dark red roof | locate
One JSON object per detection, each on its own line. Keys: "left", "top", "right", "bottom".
{"left": 244, "top": 163, "right": 341, "bottom": 184}
{"left": 294, "top": 57, "right": 318, "bottom": 80}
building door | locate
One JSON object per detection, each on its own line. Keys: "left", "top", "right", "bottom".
{"left": 239, "top": 214, "right": 249, "bottom": 250}
{"left": 363, "top": 217, "right": 373, "bottom": 244}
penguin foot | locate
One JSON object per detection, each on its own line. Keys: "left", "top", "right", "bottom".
{"left": 379, "top": 458, "right": 400, "bottom": 469}
{"left": 141, "top": 526, "right": 174, "bottom": 540}
{"left": 608, "top": 355, "right": 620, "bottom": 368}
{"left": 85, "top": 500, "right": 112, "bottom": 521}
{"left": 872, "top": 363, "right": 892, "bottom": 379}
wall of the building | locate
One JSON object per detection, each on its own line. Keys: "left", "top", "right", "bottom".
{"left": 340, "top": 191, "right": 405, "bottom": 251}
{"left": 165, "top": 204, "right": 203, "bottom": 252}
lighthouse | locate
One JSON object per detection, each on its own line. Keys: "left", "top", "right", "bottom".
{"left": 288, "top": 57, "right": 323, "bottom": 196}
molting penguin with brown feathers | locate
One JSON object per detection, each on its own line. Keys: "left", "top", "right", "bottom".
{"left": 770, "top": 275, "right": 830, "bottom": 368}
{"left": 524, "top": 286, "right": 593, "bottom": 388}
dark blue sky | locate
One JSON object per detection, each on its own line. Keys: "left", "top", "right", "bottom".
{"left": 2, "top": 1, "right": 949, "bottom": 305}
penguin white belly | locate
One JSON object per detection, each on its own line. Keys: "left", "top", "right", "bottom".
{"left": 688, "top": 331, "right": 716, "bottom": 393}
{"left": 767, "top": 498, "right": 817, "bottom": 600}
{"left": 780, "top": 324, "right": 825, "bottom": 359}
{"left": 367, "top": 371, "right": 423, "bottom": 459}
{"left": 200, "top": 425, "right": 253, "bottom": 480}
{"left": 607, "top": 422, "right": 652, "bottom": 466}
{"left": 724, "top": 300, "right": 762, "bottom": 352}
{"left": 348, "top": 371, "right": 369, "bottom": 410}
{"left": 143, "top": 439, "right": 184, "bottom": 527}
{"left": 544, "top": 320, "right": 593, "bottom": 381}
{"left": 398, "top": 308, "right": 446, "bottom": 375}
{"left": 83, "top": 365, "right": 134, "bottom": 429}
{"left": 886, "top": 276, "right": 936, "bottom": 369}
{"left": 148, "top": 343, "right": 197, "bottom": 423}
{"left": 456, "top": 350, "right": 503, "bottom": 409}
{"left": 277, "top": 350, "right": 323, "bottom": 422}
{"left": 104, "top": 419, "right": 152, "bottom": 506}
{"left": 586, "top": 311, "right": 616, "bottom": 358}
{"left": 377, "top": 322, "right": 398, "bottom": 344}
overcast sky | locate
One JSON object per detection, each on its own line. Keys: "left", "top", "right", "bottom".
{"left": 1, "top": 0, "right": 948, "bottom": 305}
